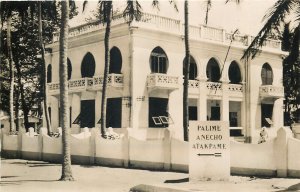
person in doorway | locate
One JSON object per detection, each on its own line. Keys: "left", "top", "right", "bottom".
{"left": 258, "top": 127, "right": 268, "bottom": 144}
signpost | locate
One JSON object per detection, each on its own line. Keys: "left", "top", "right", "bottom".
{"left": 189, "top": 121, "right": 230, "bottom": 181}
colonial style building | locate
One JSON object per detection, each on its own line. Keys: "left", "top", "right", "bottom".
{"left": 45, "top": 12, "right": 285, "bottom": 143}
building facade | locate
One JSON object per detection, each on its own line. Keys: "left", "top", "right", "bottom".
{"left": 45, "top": 12, "right": 285, "bottom": 143}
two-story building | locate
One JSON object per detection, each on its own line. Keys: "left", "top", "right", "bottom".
{"left": 45, "top": 11, "right": 285, "bottom": 143}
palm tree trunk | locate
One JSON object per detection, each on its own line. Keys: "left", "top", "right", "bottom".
{"left": 59, "top": 0, "right": 74, "bottom": 181}
{"left": 7, "top": 12, "right": 15, "bottom": 133}
{"left": 38, "top": 1, "right": 52, "bottom": 135}
{"left": 183, "top": 0, "right": 190, "bottom": 141}
{"left": 100, "top": 2, "right": 112, "bottom": 137}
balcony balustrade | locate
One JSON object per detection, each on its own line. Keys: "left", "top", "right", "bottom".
{"left": 147, "top": 73, "right": 179, "bottom": 92}
{"left": 259, "top": 85, "right": 284, "bottom": 98}
{"left": 47, "top": 74, "right": 123, "bottom": 94}
{"left": 227, "top": 84, "right": 244, "bottom": 98}
{"left": 51, "top": 12, "right": 281, "bottom": 50}
{"left": 206, "top": 82, "right": 223, "bottom": 97}
{"left": 92, "top": 74, "right": 124, "bottom": 90}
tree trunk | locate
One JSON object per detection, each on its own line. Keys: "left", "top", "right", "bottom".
{"left": 183, "top": 0, "right": 190, "bottom": 141}
{"left": 100, "top": 2, "right": 112, "bottom": 137}
{"left": 38, "top": 1, "right": 52, "bottom": 135}
{"left": 15, "top": 89, "right": 20, "bottom": 131}
{"left": 7, "top": 12, "right": 15, "bottom": 133}
{"left": 59, "top": 0, "right": 74, "bottom": 181}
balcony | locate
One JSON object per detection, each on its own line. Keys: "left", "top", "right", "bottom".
{"left": 227, "top": 84, "right": 244, "bottom": 98}
{"left": 188, "top": 80, "right": 200, "bottom": 94}
{"left": 47, "top": 74, "right": 124, "bottom": 95}
{"left": 92, "top": 74, "right": 124, "bottom": 90}
{"left": 259, "top": 85, "right": 284, "bottom": 98}
{"left": 48, "top": 82, "right": 60, "bottom": 95}
{"left": 206, "top": 82, "right": 223, "bottom": 97}
{"left": 147, "top": 73, "right": 179, "bottom": 92}
{"left": 69, "top": 78, "right": 93, "bottom": 93}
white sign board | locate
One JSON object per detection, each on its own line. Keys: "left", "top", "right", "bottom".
{"left": 189, "top": 121, "right": 230, "bottom": 181}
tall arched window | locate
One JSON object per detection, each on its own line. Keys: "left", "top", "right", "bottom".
{"left": 261, "top": 63, "right": 273, "bottom": 85}
{"left": 228, "top": 61, "right": 241, "bottom": 84}
{"left": 109, "top": 47, "right": 122, "bottom": 74}
{"left": 81, "top": 52, "right": 96, "bottom": 78}
{"left": 183, "top": 56, "right": 198, "bottom": 80}
{"left": 150, "top": 47, "right": 168, "bottom": 74}
{"left": 67, "top": 58, "right": 72, "bottom": 80}
{"left": 206, "top": 58, "right": 220, "bottom": 82}
{"left": 47, "top": 64, "right": 52, "bottom": 83}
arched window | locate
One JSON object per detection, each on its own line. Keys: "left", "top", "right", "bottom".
{"left": 206, "top": 58, "right": 220, "bottom": 82}
{"left": 228, "top": 61, "right": 241, "bottom": 84}
{"left": 183, "top": 56, "right": 198, "bottom": 80}
{"left": 47, "top": 64, "right": 52, "bottom": 83}
{"left": 150, "top": 47, "right": 168, "bottom": 74}
{"left": 67, "top": 58, "right": 72, "bottom": 80}
{"left": 109, "top": 47, "right": 122, "bottom": 74}
{"left": 81, "top": 52, "right": 96, "bottom": 78}
{"left": 261, "top": 63, "right": 273, "bottom": 85}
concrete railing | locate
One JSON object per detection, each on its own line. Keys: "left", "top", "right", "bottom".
{"left": 1, "top": 126, "right": 299, "bottom": 177}
{"left": 52, "top": 12, "right": 281, "bottom": 50}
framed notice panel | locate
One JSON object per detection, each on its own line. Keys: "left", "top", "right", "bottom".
{"left": 189, "top": 121, "right": 230, "bottom": 181}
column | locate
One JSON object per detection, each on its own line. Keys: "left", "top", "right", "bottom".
{"left": 95, "top": 91, "right": 102, "bottom": 128}
{"left": 51, "top": 96, "right": 59, "bottom": 132}
{"left": 221, "top": 81, "right": 229, "bottom": 122}
{"left": 71, "top": 93, "right": 81, "bottom": 129}
{"left": 198, "top": 78, "right": 207, "bottom": 121}
{"left": 121, "top": 96, "right": 131, "bottom": 128}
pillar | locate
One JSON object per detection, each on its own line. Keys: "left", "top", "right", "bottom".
{"left": 221, "top": 81, "right": 229, "bottom": 122}
{"left": 95, "top": 91, "right": 102, "bottom": 128}
{"left": 51, "top": 96, "right": 60, "bottom": 132}
{"left": 198, "top": 78, "right": 207, "bottom": 121}
{"left": 71, "top": 93, "right": 81, "bottom": 129}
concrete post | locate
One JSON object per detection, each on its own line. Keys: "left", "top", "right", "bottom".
{"left": 274, "top": 127, "right": 293, "bottom": 177}
{"left": 163, "top": 129, "right": 171, "bottom": 171}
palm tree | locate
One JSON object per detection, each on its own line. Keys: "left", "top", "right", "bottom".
{"left": 83, "top": 1, "right": 142, "bottom": 137}
{"left": 242, "top": 0, "right": 300, "bottom": 124}
{"left": 59, "top": 0, "right": 74, "bottom": 181}
{"left": 38, "top": 1, "right": 52, "bottom": 135}
{"left": 183, "top": 0, "right": 190, "bottom": 141}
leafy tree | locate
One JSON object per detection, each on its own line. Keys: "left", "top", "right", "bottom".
{"left": 242, "top": 0, "right": 300, "bottom": 124}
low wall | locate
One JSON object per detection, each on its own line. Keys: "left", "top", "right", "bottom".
{"left": 95, "top": 137, "right": 125, "bottom": 167}
{"left": 230, "top": 139, "right": 276, "bottom": 176}
{"left": 288, "top": 138, "right": 300, "bottom": 177}
{"left": 2, "top": 127, "right": 300, "bottom": 178}
{"left": 43, "top": 136, "right": 62, "bottom": 163}
{"left": 129, "top": 138, "right": 165, "bottom": 170}
{"left": 171, "top": 138, "right": 188, "bottom": 172}
{"left": 21, "top": 134, "right": 42, "bottom": 160}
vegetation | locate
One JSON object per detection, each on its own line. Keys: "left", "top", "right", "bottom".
{"left": 242, "top": 0, "right": 300, "bottom": 125}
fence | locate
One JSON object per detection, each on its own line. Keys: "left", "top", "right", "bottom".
{"left": 1, "top": 126, "right": 300, "bottom": 177}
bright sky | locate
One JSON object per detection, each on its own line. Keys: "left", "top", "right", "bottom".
{"left": 71, "top": 0, "right": 278, "bottom": 36}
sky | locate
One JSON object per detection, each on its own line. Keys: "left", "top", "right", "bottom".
{"left": 70, "top": 0, "right": 278, "bottom": 36}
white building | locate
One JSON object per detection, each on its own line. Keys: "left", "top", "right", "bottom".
{"left": 45, "top": 12, "right": 285, "bottom": 143}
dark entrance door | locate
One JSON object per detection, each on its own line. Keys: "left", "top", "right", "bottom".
{"left": 149, "top": 97, "right": 168, "bottom": 128}
{"left": 261, "top": 104, "right": 273, "bottom": 127}
{"left": 211, "top": 106, "right": 220, "bottom": 120}
{"left": 106, "top": 98, "right": 122, "bottom": 128}
{"left": 80, "top": 100, "right": 95, "bottom": 128}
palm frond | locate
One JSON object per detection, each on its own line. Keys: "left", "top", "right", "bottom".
{"left": 152, "top": 0, "right": 159, "bottom": 11}
{"left": 242, "top": 0, "right": 296, "bottom": 61}
{"left": 123, "top": 0, "right": 143, "bottom": 23}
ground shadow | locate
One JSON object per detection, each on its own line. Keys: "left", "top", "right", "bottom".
{"left": 0, "top": 179, "right": 57, "bottom": 187}
{"left": 1, "top": 176, "right": 18, "bottom": 179}
{"left": 164, "top": 177, "right": 189, "bottom": 183}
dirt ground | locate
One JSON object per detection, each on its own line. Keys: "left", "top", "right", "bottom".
{"left": 1, "top": 158, "right": 300, "bottom": 192}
